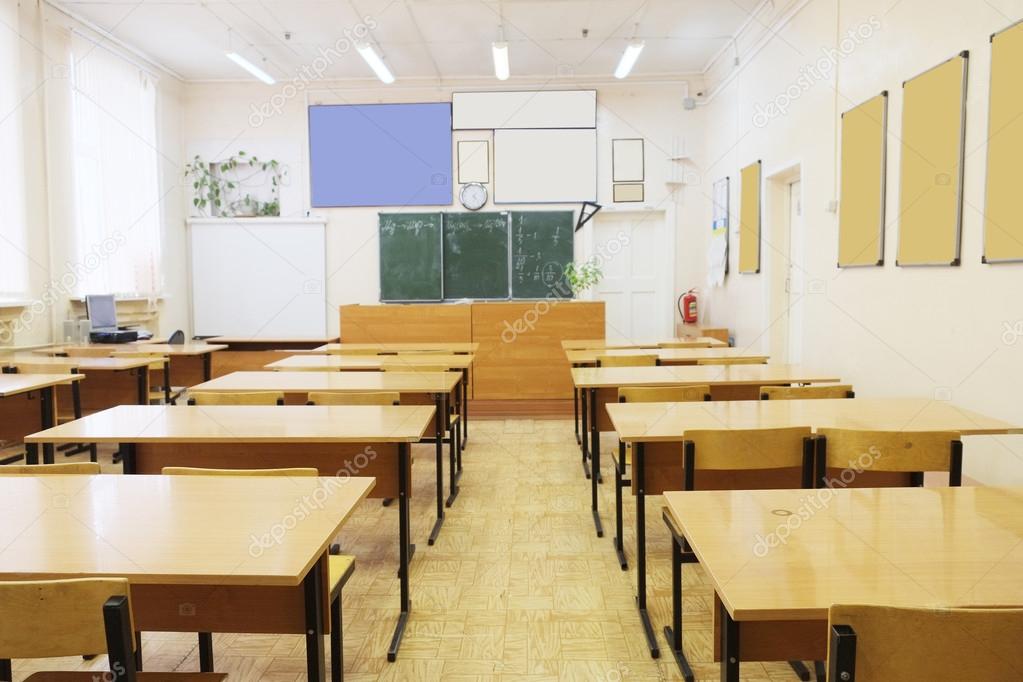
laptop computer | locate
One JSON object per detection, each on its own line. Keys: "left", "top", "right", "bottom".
{"left": 86, "top": 295, "right": 152, "bottom": 343}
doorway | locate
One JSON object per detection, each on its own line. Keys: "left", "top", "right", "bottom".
{"left": 766, "top": 166, "right": 805, "bottom": 364}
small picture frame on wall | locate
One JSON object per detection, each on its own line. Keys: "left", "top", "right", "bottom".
{"left": 613, "top": 183, "right": 644, "bottom": 203}
{"left": 457, "top": 140, "right": 490, "bottom": 184}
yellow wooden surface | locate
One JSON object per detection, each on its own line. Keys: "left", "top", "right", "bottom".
{"left": 36, "top": 344, "right": 226, "bottom": 357}
{"left": 739, "top": 161, "right": 762, "bottom": 273}
{"left": 311, "top": 342, "right": 480, "bottom": 354}
{"left": 1, "top": 355, "right": 153, "bottom": 371}
{"left": 664, "top": 486, "right": 1023, "bottom": 621}
{"left": 0, "top": 374, "right": 83, "bottom": 397}
{"left": 561, "top": 337, "right": 726, "bottom": 350}
{"left": 25, "top": 404, "right": 435, "bottom": 444}
{"left": 189, "top": 370, "right": 460, "bottom": 395}
{"left": 838, "top": 93, "right": 887, "bottom": 266}
{"left": 571, "top": 364, "right": 839, "bottom": 389}
{"left": 566, "top": 347, "right": 767, "bottom": 365}
{"left": 265, "top": 354, "right": 474, "bottom": 371}
{"left": 984, "top": 21, "right": 1023, "bottom": 262}
{"left": 897, "top": 53, "right": 968, "bottom": 265}
{"left": 607, "top": 397, "right": 1020, "bottom": 442}
{"left": 340, "top": 303, "right": 472, "bottom": 344}
{"left": 0, "top": 475, "right": 374, "bottom": 586}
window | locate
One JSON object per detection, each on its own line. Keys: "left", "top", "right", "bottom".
{"left": 70, "top": 31, "right": 162, "bottom": 296}
{"left": 0, "top": 0, "right": 30, "bottom": 298}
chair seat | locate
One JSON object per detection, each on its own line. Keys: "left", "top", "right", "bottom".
{"left": 613, "top": 443, "right": 633, "bottom": 467}
{"left": 26, "top": 674, "right": 229, "bottom": 681}
{"left": 329, "top": 554, "right": 356, "bottom": 598}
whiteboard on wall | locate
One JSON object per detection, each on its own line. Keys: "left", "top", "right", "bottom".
{"left": 189, "top": 219, "right": 327, "bottom": 338}
{"left": 494, "top": 129, "right": 597, "bottom": 203}
{"left": 453, "top": 90, "right": 596, "bottom": 129}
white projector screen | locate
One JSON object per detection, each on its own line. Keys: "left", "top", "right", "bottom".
{"left": 453, "top": 90, "right": 596, "bottom": 129}
{"left": 494, "top": 129, "right": 597, "bottom": 203}
{"left": 189, "top": 219, "right": 327, "bottom": 338}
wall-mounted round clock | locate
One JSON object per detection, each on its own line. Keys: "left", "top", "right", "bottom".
{"left": 459, "top": 182, "right": 488, "bottom": 211}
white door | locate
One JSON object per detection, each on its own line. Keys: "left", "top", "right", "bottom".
{"left": 592, "top": 212, "right": 670, "bottom": 341}
{"left": 786, "top": 181, "right": 804, "bottom": 364}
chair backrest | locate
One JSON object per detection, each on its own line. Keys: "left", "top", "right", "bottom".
{"left": 167, "top": 329, "right": 186, "bottom": 345}
{"left": 619, "top": 385, "right": 711, "bottom": 403}
{"left": 695, "top": 357, "right": 765, "bottom": 365}
{"left": 761, "top": 384, "right": 855, "bottom": 400}
{"left": 827, "top": 604, "right": 1023, "bottom": 682}
{"left": 335, "top": 348, "right": 383, "bottom": 355}
{"left": 815, "top": 428, "right": 962, "bottom": 486}
{"left": 0, "top": 578, "right": 131, "bottom": 660}
{"left": 383, "top": 365, "right": 448, "bottom": 373}
{"left": 307, "top": 391, "right": 400, "bottom": 406}
{"left": 597, "top": 354, "right": 658, "bottom": 368}
{"left": 683, "top": 426, "right": 814, "bottom": 481}
{"left": 658, "top": 341, "right": 713, "bottom": 349}
{"left": 0, "top": 462, "right": 102, "bottom": 475}
{"left": 64, "top": 347, "right": 114, "bottom": 358}
{"left": 163, "top": 466, "right": 318, "bottom": 477}
{"left": 114, "top": 351, "right": 168, "bottom": 371}
{"left": 187, "top": 391, "right": 285, "bottom": 406}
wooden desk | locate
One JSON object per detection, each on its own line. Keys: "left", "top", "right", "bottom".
{"left": 562, "top": 337, "right": 728, "bottom": 350}
{"left": 311, "top": 342, "right": 479, "bottom": 354}
{"left": 564, "top": 347, "right": 766, "bottom": 366}
{"left": 189, "top": 371, "right": 464, "bottom": 542}
{"left": 5, "top": 354, "right": 155, "bottom": 411}
{"left": 663, "top": 486, "right": 1023, "bottom": 681}
{"left": 39, "top": 343, "right": 226, "bottom": 385}
{"left": 608, "top": 397, "right": 1021, "bottom": 662}
{"left": 0, "top": 374, "right": 83, "bottom": 465}
{"left": 202, "top": 337, "right": 339, "bottom": 377}
{"left": 0, "top": 474, "right": 373, "bottom": 680}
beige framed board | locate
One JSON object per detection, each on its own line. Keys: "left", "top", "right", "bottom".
{"left": 896, "top": 51, "right": 969, "bottom": 266}
{"left": 984, "top": 21, "right": 1023, "bottom": 263}
{"left": 838, "top": 92, "right": 888, "bottom": 267}
{"left": 738, "top": 160, "right": 762, "bottom": 274}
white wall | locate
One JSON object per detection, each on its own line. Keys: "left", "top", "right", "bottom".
{"left": 683, "top": 0, "right": 1023, "bottom": 483}
{"left": 180, "top": 80, "right": 692, "bottom": 337}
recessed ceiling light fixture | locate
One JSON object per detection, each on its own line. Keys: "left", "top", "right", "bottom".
{"left": 225, "top": 51, "right": 276, "bottom": 84}
{"left": 615, "top": 39, "right": 645, "bottom": 79}
{"left": 356, "top": 42, "right": 395, "bottom": 84}
{"left": 492, "top": 41, "right": 510, "bottom": 80}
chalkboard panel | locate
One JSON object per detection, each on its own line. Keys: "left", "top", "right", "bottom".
{"left": 379, "top": 213, "right": 443, "bottom": 301}
{"left": 511, "top": 211, "right": 574, "bottom": 299}
{"left": 443, "top": 212, "right": 509, "bottom": 299}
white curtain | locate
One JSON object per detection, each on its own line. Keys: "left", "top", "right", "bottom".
{"left": 70, "top": 31, "right": 162, "bottom": 296}
{"left": 0, "top": 0, "right": 30, "bottom": 298}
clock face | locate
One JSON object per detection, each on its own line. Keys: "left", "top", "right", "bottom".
{"left": 459, "top": 183, "right": 488, "bottom": 211}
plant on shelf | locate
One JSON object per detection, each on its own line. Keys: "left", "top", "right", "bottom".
{"left": 563, "top": 260, "right": 603, "bottom": 296}
{"left": 184, "top": 151, "right": 284, "bottom": 217}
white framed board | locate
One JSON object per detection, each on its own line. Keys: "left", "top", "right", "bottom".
{"left": 493, "top": 128, "right": 597, "bottom": 204}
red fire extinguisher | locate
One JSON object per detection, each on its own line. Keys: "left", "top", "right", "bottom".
{"left": 679, "top": 289, "right": 699, "bottom": 325}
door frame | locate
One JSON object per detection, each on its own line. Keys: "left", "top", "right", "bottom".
{"left": 578, "top": 207, "right": 676, "bottom": 340}
{"left": 762, "top": 161, "right": 803, "bottom": 363}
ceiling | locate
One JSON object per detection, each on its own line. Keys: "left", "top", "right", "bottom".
{"left": 53, "top": 0, "right": 763, "bottom": 82}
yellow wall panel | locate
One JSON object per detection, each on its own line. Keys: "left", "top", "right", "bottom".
{"left": 984, "top": 22, "right": 1023, "bottom": 262}
{"left": 838, "top": 93, "right": 887, "bottom": 267}
{"left": 739, "top": 161, "right": 762, "bottom": 274}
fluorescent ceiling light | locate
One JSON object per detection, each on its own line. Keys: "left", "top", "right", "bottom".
{"left": 492, "top": 41, "right": 510, "bottom": 80}
{"left": 356, "top": 42, "right": 395, "bottom": 84}
{"left": 225, "top": 51, "right": 275, "bottom": 85}
{"left": 614, "top": 40, "right": 645, "bottom": 79}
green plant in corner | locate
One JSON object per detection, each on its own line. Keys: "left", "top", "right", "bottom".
{"left": 563, "top": 260, "right": 603, "bottom": 296}
{"left": 184, "top": 151, "right": 285, "bottom": 217}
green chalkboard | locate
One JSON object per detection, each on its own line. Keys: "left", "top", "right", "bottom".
{"left": 379, "top": 213, "right": 443, "bottom": 301}
{"left": 443, "top": 212, "right": 509, "bottom": 299}
{"left": 511, "top": 211, "right": 574, "bottom": 299}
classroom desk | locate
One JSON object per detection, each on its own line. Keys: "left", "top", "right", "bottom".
{"left": 663, "top": 486, "right": 1023, "bottom": 681}
{"left": 4, "top": 354, "right": 156, "bottom": 409}
{"left": 608, "top": 397, "right": 1021, "bottom": 662}
{"left": 0, "top": 373, "right": 83, "bottom": 465}
{"left": 0, "top": 474, "right": 374, "bottom": 681}
{"left": 564, "top": 347, "right": 766, "bottom": 366}
{"left": 310, "top": 342, "right": 480, "bottom": 354}
{"left": 24, "top": 404, "right": 432, "bottom": 661}
{"left": 264, "top": 353, "right": 474, "bottom": 445}
{"left": 189, "top": 371, "right": 464, "bottom": 541}
{"left": 38, "top": 342, "right": 226, "bottom": 384}
{"left": 561, "top": 337, "right": 728, "bottom": 350}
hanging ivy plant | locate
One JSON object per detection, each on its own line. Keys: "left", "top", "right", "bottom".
{"left": 184, "top": 151, "right": 285, "bottom": 217}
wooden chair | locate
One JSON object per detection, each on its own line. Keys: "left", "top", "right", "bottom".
{"left": 162, "top": 466, "right": 351, "bottom": 682}
{"left": 827, "top": 604, "right": 1023, "bottom": 682}
{"left": 761, "top": 384, "right": 855, "bottom": 400}
{"left": 334, "top": 348, "right": 382, "bottom": 355}
{"left": 611, "top": 385, "right": 711, "bottom": 570}
{"left": 815, "top": 428, "right": 962, "bottom": 488}
{"left": 596, "top": 354, "right": 658, "bottom": 367}
{"left": 307, "top": 391, "right": 400, "bottom": 406}
{"left": 382, "top": 365, "right": 449, "bottom": 372}
{"left": 6, "top": 364, "right": 97, "bottom": 463}
{"left": 0, "top": 462, "right": 101, "bottom": 475}
{"left": 0, "top": 577, "right": 227, "bottom": 682}
{"left": 116, "top": 352, "right": 179, "bottom": 405}
{"left": 658, "top": 341, "right": 713, "bottom": 349}
{"left": 187, "top": 391, "right": 285, "bottom": 406}
{"left": 63, "top": 348, "right": 114, "bottom": 358}
{"left": 695, "top": 357, "right": 765, "bottom": 365}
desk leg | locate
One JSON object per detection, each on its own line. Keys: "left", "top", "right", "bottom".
{"left": 461, "top": 368, "right": 468, "bottom": 450}
{"left": 581, "top": 386, "right": 590, "bottom": 478}
{"left": 388, "top": 442, "right": 411, "bottom": 662}
{"left": 635, "top": 443, "right": 659, "bottom": 658}
{"left": 572, "top": 364, "right": 581, "bottom": 445}
{"left": 663, "top": 510, "right": 695, "bottom": 682}
{"left": 446, "top": 392, "right": 460, "bottom": 508}
{"left": 590, "top": 388, "right": 603, "bottom": 538}
{"left": 41, "top": 386, "right": 55, "bottom": 464}
{"left": 428, "top": 394, "right": 446, "bottom": 546}
{"left": 198, "top": 632, "right": 214, "bottom": 672}
{"left": 120, "top": 443, "right": 137, "bottom": 475}
{"left": 135, "top": 368, "right": 147, "bottom": 405}
{"left": 202, "top": 352, "right": 212, "bottom": 381}
{"left": 304, "top": 560, "right": 326, "bottom": 682}
{"left": 25, "top": 442, "right": 39, "bottom": 466}
{"left": 720, "top": 601, "right": 740, "bottom": 682}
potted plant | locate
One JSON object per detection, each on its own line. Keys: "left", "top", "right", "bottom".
{"left": 184, "top": 151, "right": 284, "bottom": 217}
{"left": 563, "top": 260, "right": 603, "bottom": 297}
